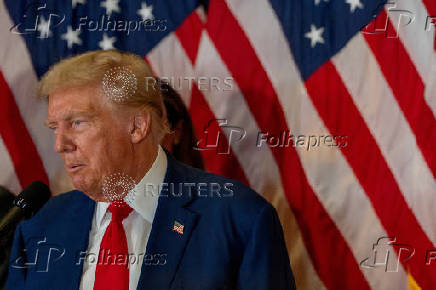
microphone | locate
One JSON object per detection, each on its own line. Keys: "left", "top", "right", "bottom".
{"left": 0, "top": 181, "right": 51, "bottom": 236}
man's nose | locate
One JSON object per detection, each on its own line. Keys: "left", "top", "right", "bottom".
{"left": 54, "top": 130, "right": 76, "bottom": 153}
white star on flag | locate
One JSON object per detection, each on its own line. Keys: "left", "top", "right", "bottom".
{"left": 137, "top": 2, "right": 154, "bottom": 21}
{"left": 37, "top": 16, "right": 52, "bottom": 39}
{"left": 345, "top": 0, "right": 364, "bottom": 13}
{"left": 305, "top": 24, "right": 325, "bottom": 48}
{"left": 61, "top": 26, "right": 82, "bottom": 49}
{"left": 99, "top": 33, "right": 116, "bottom": 50}
{"left": 101, "top": 0, "right": 121, "bottom": 16}
{"left": 72, "top": 0, "right": 86, "bottom": 9}
{"left": 314, "top": 0, "right": 329, "bottom": 6}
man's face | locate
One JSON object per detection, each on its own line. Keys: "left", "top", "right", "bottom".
{"left": 46, "top": 86, "right": 132, "bottom": 200}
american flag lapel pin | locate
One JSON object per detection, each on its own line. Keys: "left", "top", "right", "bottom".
{"left": 173, "top": 220, "right": 184, "bottom": 235}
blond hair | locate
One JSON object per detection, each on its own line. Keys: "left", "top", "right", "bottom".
{"left": 38, "top": 49, "right": 170, "bottom": 142}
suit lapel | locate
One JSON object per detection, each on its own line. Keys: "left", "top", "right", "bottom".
{"left": 137, "top": 154, "right": 199, "bottom": 290}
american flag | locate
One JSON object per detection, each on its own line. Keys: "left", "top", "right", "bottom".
{"left": 173, "top": 220, "right": 184, "bottom": 235}
{"left": 1, "top": 0, "right": 435, "bottom": 289}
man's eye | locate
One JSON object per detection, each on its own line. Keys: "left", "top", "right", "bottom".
{"left": 72, "top": 120, "right": 84, "bottom": 127}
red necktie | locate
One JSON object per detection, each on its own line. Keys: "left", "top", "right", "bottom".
{"left": 94, "top": 201, "right": 133, "bottom": 290}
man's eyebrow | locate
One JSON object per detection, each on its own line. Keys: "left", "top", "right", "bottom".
{"left": 44, "top": 111, "right": 97, "bottom": 127}
{"left": 44, "top": 119, "right": 55, "bottom": 127}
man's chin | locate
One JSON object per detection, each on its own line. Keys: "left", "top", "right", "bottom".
{"left": 71, "top": 177, "right": 104, "bottom": 201}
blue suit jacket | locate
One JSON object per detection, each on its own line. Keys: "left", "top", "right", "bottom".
{"left": 6, "top": 154, "right": 296, "bottom": 290}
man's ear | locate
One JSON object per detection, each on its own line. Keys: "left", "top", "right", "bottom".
{"left": 129, "top": 112, "right": 151, "bottom": 143}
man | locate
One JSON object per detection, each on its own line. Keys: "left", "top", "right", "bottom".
{"left": 6, "top": 50, "right": 295, "bottom": 290}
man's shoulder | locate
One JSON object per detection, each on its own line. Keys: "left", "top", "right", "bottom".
{"left": 38, "top": 190, "right": 87, "bottom": 214}
{"left": 19, "top": 190, "right": 90, "bottom": 231}
{"left": 172, "top": 159, "right": 273, "bottom": 222}
{"left": 172, "top": 160, "right": 280, "bottom": 247}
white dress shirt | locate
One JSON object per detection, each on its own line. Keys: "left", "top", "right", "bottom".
{"left": 79, "top": 146, "right": 167, "bottom": 290}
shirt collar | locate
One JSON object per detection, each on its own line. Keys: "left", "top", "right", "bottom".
{"left": 94, "top": 145, "right": 168, "bottom": 226}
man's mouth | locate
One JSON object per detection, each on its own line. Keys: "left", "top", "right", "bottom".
{"left": 66, "top": 164, "right": 86, "bottom": 173}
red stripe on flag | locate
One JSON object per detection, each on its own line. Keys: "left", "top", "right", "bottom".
{"left": 175, "top": 11, "right": 204, "bottom": 64}
{"left": 305, "top": 61, "right": 436, "bottom": 289}
{"left": 206, "top": 0, "right": 370, "bottom": 288}
{"left": 189, "top": 84, "right": 249, "bottom": 185}
{"left": 363, "top": 11, "right": 436, "bottom": 180}
{"left": 0, "top": 70, "right": 49, "bottom": 188}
